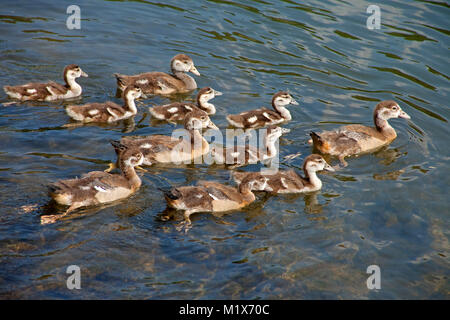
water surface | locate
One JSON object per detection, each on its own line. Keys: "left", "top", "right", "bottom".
{"left": 0, "top": 0, "right": 449, "bottom": 299}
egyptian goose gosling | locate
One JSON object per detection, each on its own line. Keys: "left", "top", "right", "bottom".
{"left": 112, "top": 109, "right": 218, "bottom": 169}
{"left": 149, "top": 87, "right": 222, "bottom": 122}
{"left": 233, "top": 154, "right": 334, "bottom": 194}
{"left": 211, "top": 125, "right": 290, "bottom": 167}
{"left": 226, "top": 91, "right": 298, "bottom": 129}
{"left": 65, "top": 85, "right": 142, "bottom": 123}
{"left": 114, "top": 54, "right": 200, "bottom": 95}
{"left": 40, "top": 141, "right": 144, "bottom": 224}
{"left": 161, "top": 174, "right": 269, "bottom": 231}
{"left": 4, "top": 64, "right": 88, "bottom": 101}
{"left": 308, "top": 100, "right": 410, "bottom": 167}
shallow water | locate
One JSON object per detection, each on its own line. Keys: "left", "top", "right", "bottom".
{"left": 0, "top": 0, "right": 449, "bottom": 299}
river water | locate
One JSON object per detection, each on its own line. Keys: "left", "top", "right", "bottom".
{"left": 0, "top": 0, "right": 448, "bottom": 299}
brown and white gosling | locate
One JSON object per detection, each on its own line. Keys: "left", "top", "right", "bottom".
{"left": 211, "top": 125, "right": 290, "bottom": 167}
{"left": 226, "top": 91, "right": 298, "bottom": 129}
{"left": 4, "top": 64, "right": 88, "bottom": 101}
{"left": 233, "top": 154, "right": 334, "bottom": 194}
{"left": 114, "top": 54, "right": 200, "bottom": 95}
{"left": 108, "top": 109, "right": 218, "bottom": 170}
{"left": 40, "top": 141, "right": 144, "bottom": 224}
{"left": 161, "top": 174, "right": 269, "bottom": 231}
{"left": 149, "top": 87, "right": 222, "bottom": 122}
{"left": 308, "top": 100, "right": 411, "bottom": 167}
{"left": 65, "top": 85, "right": 142, "bottom": 123}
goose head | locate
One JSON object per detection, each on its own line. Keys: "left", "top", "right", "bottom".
{"left": 303, "top": 154, "right": 334, "bottom": 174}
{"left": 374, "top": 100, "right": 410, "bottom": 121}
{"left": 272, "top": 91, "right": 298, "bottom": 109}
{"left": 197, "top": 87, "right": 222, "bottom": 114}
{"left": 110, "top": 140, "right": 144, "bottom": 168}
{"left": 123, "top": 85, "right": 142, "bottom": 100}
{"left": 184, "top": 109, "right": 218, "bottom": 131}
{"left": 64, "top": 64, "right": 88, "bottom": 81}
{"left": 171, "top": 54, "right": 200, "bottom": 75}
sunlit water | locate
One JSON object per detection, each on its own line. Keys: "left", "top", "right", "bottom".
{"left": 0, "top": 0, "right": 448, "bottom": 299}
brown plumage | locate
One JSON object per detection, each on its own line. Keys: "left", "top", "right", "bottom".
{"left": 117, "top": 109, "right": 218, "bottom": 166}
{"left": 114, "top": 54, "right": 200, "bottom": 95}
{"left": 149, "top": 87, "right": 222, "bottom": 122}
{"left": 226, "top": 91, "right": 298, "bottom": 128}
{"left": 233, "top": 154, "right": 334, "bottom": 194}
{"left": 40, "top": 141, "right": 144, "bottom": 224}
{"left": 4, "top": 64, "right": 88, "bottom": 101}
{"left": 162, "top": 174, "right": 268, "bottom": 232}
{"left": 308, "top": 100, "right": 411, "bottom": 166}
{"left": 65, "top": 85, "right": 142, "bottom": 123}
{"left": 211, "top": 125, "right": 290, "bottom": 167}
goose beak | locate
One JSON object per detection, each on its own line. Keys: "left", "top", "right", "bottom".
{"left": 324, "top": 163, "right": 335, "bottom": 172}
{"left": 290, "top": 99, "right": 299, "bottom": 105}
{"left": 190, "top": 65, "right": 200, "bottom": 76}
{"left": 281, "top": 128, "right": 291, "bottom": 134}
{"left": 81, "top": 70, "right": 88, "bottom": 77}
{"left": 207, "top": 121, "right": 219, "bottom": 130}
{"left": 214, "top": 90, "right": 223, "bottom": 96}
{"left": 398, "top": 110, "right": 411, "bottom": 120}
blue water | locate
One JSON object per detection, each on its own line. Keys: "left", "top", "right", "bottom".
{"left": 0, "top": 0, "right": 448, "bottom": 299}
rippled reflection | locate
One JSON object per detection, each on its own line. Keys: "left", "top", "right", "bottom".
{"left": 0, "top": 0, "right": 448, "bottom": 299}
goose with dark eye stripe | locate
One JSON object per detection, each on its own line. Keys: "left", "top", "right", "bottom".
{"left": 149, "top": 87, "right": 222, "bottom": 122}
{"left": 65, "top": 85, "right": 142, "bottom": 123}
{"left": 226, "top": 91, "right": 298, "bottom": 129}
{"left": 106, "top": 109, "right": 219, "bottom": 171}
{"left": 308, "top": 100, "right": 411, "bottom": 167}
{"left": 40, "top": 141, "right": 144, "bottom": 225}
{"left": 3, "top": 64, "right": 88, "bottom": 101}
{"left": 160, "top": 175, "right": 268, "bottom": 232}
{"left": 233, "top": 154, "right": 334, "bottom": 194}
{"left": 114, "top": 54, "right": 200, "bottom": 96}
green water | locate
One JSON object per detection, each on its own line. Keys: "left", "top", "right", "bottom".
{"left": 0, "top": 0, "right": 448, "bottom": 299}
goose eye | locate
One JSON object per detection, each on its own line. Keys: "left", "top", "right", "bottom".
{"left": 392, "top": 106, "right": 398, "bottom": 110}
{"left": 200, "top": 116, "right": 206, "bottom": 121}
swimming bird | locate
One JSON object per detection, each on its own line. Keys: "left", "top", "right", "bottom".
{"left": 161, "top": 174, "right": 268, "bottom": 231}
{"left": 308, "top": 100, "right": 410, "bottom": 167}
{"left": 114, "top": 54, "right": 200, "bottom": 95}
{"left": 226, "top": 91, "right": 298, "bottom": 129}
{"left": 106, "top": 109, "right": 218, "bottom": 171}
{"left": 40, "top": 141, "right": 144, "bottom": 224}
{"left": 149, "top": 87, "right": 222, "bottom": 122}
{"left": 65, "top": 85, "right": 142, "bottom": 123}
{"left": 211, "top": 125, "right": 290, "bottom": 167}
{"left": 233, "top": 154, "right": 334, "bottom": 194}
{"left": 4, "top": 64, "right": 88, "bottom": 101}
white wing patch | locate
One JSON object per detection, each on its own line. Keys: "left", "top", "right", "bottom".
{"left": 88, "top": 109, "right": 99, "bottom": 116}
{"left": 184, "top": 105, "right": 193, "bottom": 111}
{"left": 136, "top": 79, "right": 148, "bottom": 85}
{"left": 46, "top": 86, "right": 56, "bottom": 97}
{"left": 94, "top": 185, "right": 108, "bottom": 192}
{"left": 140, "top": 143, "right": 153, "bottom": 149}
{"left": 26, "top": 88, "right": 37, "bottom": 94}
{"left": 107, "top": 107, "right": 120, "bottom": 119}
{"left": 208, "top": 193, "right": 219, "bottom": 201}
{"left": 247, "top": 116, "right": 257, "bottom": 123}
{"left": 280, "top": 177, "right": 289, "bottom": 189}
{"left": 262, "top": 112, "right": 273, "bottom": 121}
{"left": 167, "top": 107, "right": 178, "bottom": 113}
{"left": 195, "top": 194, "right": 203, "bottom": 199}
